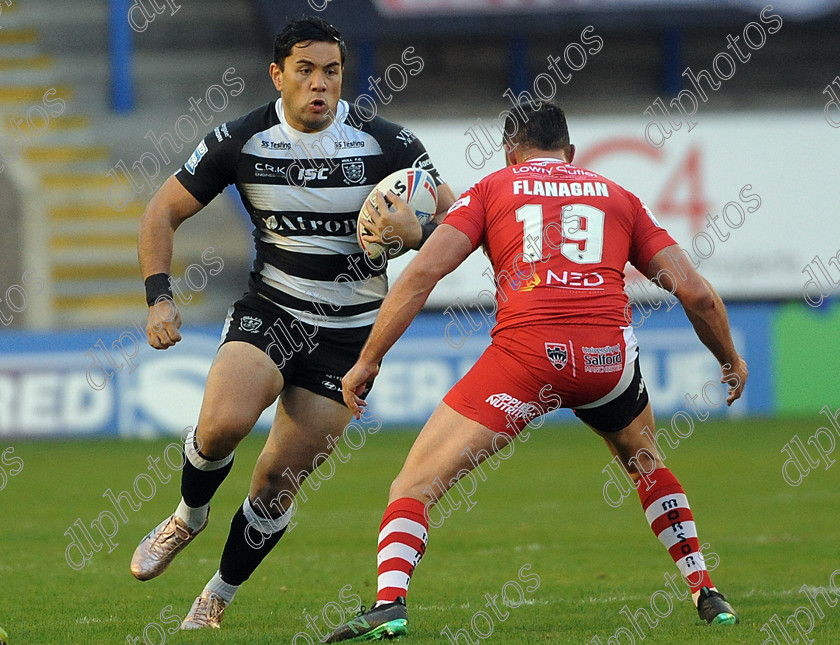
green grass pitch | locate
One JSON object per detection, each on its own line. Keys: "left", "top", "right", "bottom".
{"left": 1, "top": 417, "right": 838, "bottom": 644}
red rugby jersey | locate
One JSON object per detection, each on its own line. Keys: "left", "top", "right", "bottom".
{"left": 444, "top": 157, "right": 676, "bottom": 333}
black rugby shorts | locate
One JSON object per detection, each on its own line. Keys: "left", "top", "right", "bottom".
{"left": 219, "top": 293, "right": 373, "bottom": 404}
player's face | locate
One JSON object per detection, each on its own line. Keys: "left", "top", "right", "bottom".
{"left": 270, "top": 41, "right": 343, "bottom": 133}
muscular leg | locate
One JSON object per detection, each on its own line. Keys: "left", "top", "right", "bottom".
{"left": 131, "top": 341, "right": 284, "bottom": 584}
{"left": 389, "top": 402, "right": 507, "bottom": 504}
{"left": 195, "top": 341, "right": 285, "bottom": 458}
{"left": 178, "top": 342, "right": 284, "bottom": 523}
{"left": 373, "top": 402, "right": 505, "bottom": 603}
{"left": 249, "top": 385, "right": 353, "bottom": 509}
{"left": 211, "top": 386, "right": 353, "bottom": 599}
{"left": 585, "top": 401, "right": 718, "bottom": 602}
{"left": 588, "top": 400, "right": 664, "bottom": 487}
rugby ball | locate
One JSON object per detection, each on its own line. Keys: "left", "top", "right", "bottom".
{"left": 357, "top": 168, "right": 438, "bottom": 260}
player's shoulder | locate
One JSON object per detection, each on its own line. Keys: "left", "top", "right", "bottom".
{"left": 180, "top": 101, "right": 278, "bottom": 178}
{"left": 475, "top": 163, "right": 529, "bottom": 193}
{"left": 560, "top": 162, "right": 645, "bottom": 208}
{"left": 220, "top": 100, "right": 280, "bottom": 140}
{"left": 344, "top": 103, "right": 417, "bottom": 146}
{"left": 569, "top": 162, "right": 634, "bottom": 194}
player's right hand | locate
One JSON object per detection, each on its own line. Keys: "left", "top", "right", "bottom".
{"left": 341, "top": 359, "right": 380, "bottom": 419}
{"left": 361, "top": 191, "right": 422, "bottom": 250}
{"left": 146, "top": 298, "right": 182, "bottom": 349}
{"left": 722, "top": 357, "right": 748, "bottom": 405}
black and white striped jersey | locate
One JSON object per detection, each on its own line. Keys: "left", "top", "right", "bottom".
{"left": 175, "top": 98, "right": 444, "bottom": 329}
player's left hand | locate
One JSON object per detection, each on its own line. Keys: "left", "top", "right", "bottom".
{"left": 722, "top": 356, "right": 748, "bottom": 405}
{"left": 341, "top": 359, "right": 380, "bottom": 419}
{"left": 361, "top": 190, "right": 423, "bottom": 250}
{"left": 146, "top": 297, "right": 182, "bottom": 349}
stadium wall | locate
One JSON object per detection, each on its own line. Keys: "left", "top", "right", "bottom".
{"left": 394, "top": 112, "right": 840, "bottom": 305}
{"left": 0, "top": 300, "right": 833, "bottom": 438}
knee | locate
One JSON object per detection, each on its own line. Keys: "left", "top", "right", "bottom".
{"left": 619, "top": 447, "right": 663, "bottom": 482}
{"left": 621, "top": 466, "right": 643, "bottom": 486}
{"left": 252, "top": 473, "right": 297, "bottom": 516}
{"left": 194, "top": 410, "right": 255, "bottom": 458}
{"left": 388, "top": 478, "right": 410, "bottom": 503}
{"left": 253, "top": 456, "right": 313, "bottom": 511}
{"left": 193, "top": 424, "right": 247, "bottom": 460}
{"left": 389, "top": 473, "right": 437, "bottom": 506}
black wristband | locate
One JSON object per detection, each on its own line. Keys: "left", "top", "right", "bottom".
{"left": 419, "top": 221, "right": 438, "bottom": 247}
{"left": 144, "top": 273, "right": 173, "bottom": 307}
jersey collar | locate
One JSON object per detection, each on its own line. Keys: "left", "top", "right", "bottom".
{"left": 523, "top": 156, "right": 568, "bottom": 164}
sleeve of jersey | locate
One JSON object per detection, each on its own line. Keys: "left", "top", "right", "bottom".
{"left": 392, "top": 132, "right": 446, "bottom": 186}
{"left": 174, "top": 128, "right": 239, "bottom": 206}
{"left": 628, "top": 198, "right": 678, "bottom": 273}
{"left": 440, "top": 186, "right": 486, "bottom": 250}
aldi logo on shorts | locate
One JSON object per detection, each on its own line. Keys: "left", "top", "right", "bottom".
{"left": 239, "top": 316, "right": 262, "bottom": 333}
{"left": 582, "top": 344, "right": 622, "bottom": 373}
{"left": 545, "top": 342, "right": 568, "bottom": 370}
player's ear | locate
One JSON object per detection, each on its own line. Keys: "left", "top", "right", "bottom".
{"left": 504, "top": 142, "right": 518, "bottom": 167}
{"left": 566, "top": 144, "right": 576, "bottom": 164}
{"left": 269, "top": 62, "right": 283, "bottom": 92}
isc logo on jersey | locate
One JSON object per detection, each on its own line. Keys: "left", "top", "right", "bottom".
{"left": 298, "top": 167, "right": 330, "bottom": 182}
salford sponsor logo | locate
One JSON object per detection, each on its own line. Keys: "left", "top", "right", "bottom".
{"left": 582, "top": 343, "right": 622, "bottom": 373}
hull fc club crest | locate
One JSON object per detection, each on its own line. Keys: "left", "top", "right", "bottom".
{"left": 341, "top": 157, "right": 366, "bottom": 184}
{"left": 545, "top": 342, "right": 568, "bottom": 370}
{"left": 239, "top": 316, "right": 262, "bottom": 333}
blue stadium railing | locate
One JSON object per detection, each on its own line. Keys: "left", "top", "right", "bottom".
{"left": 109, "top": 0, "right": 134, "bottom": 113}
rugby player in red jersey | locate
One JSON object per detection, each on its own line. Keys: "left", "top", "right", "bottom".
{"left": 325, "top": 100, "right": 748, "bottom": 641}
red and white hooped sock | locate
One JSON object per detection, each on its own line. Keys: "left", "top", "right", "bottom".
{"left": 376, "top": 497, "right": 429, "bottom": 604}
{"left": 638, "top": 468, "right": 714, "bottom": 603}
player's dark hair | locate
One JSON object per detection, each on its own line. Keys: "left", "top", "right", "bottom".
{"left": 273, "top": 16, "right": 346, "bottom": 69}
{"left": 503, "top": 100, "right": 571, "bottom": 153}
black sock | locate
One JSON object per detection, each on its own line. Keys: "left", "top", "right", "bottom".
{"left": 219, "top": 503, "right": 287, "bottom": 586}
{"left": 180, "top": 449, "right": 234, "bottom": 508}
